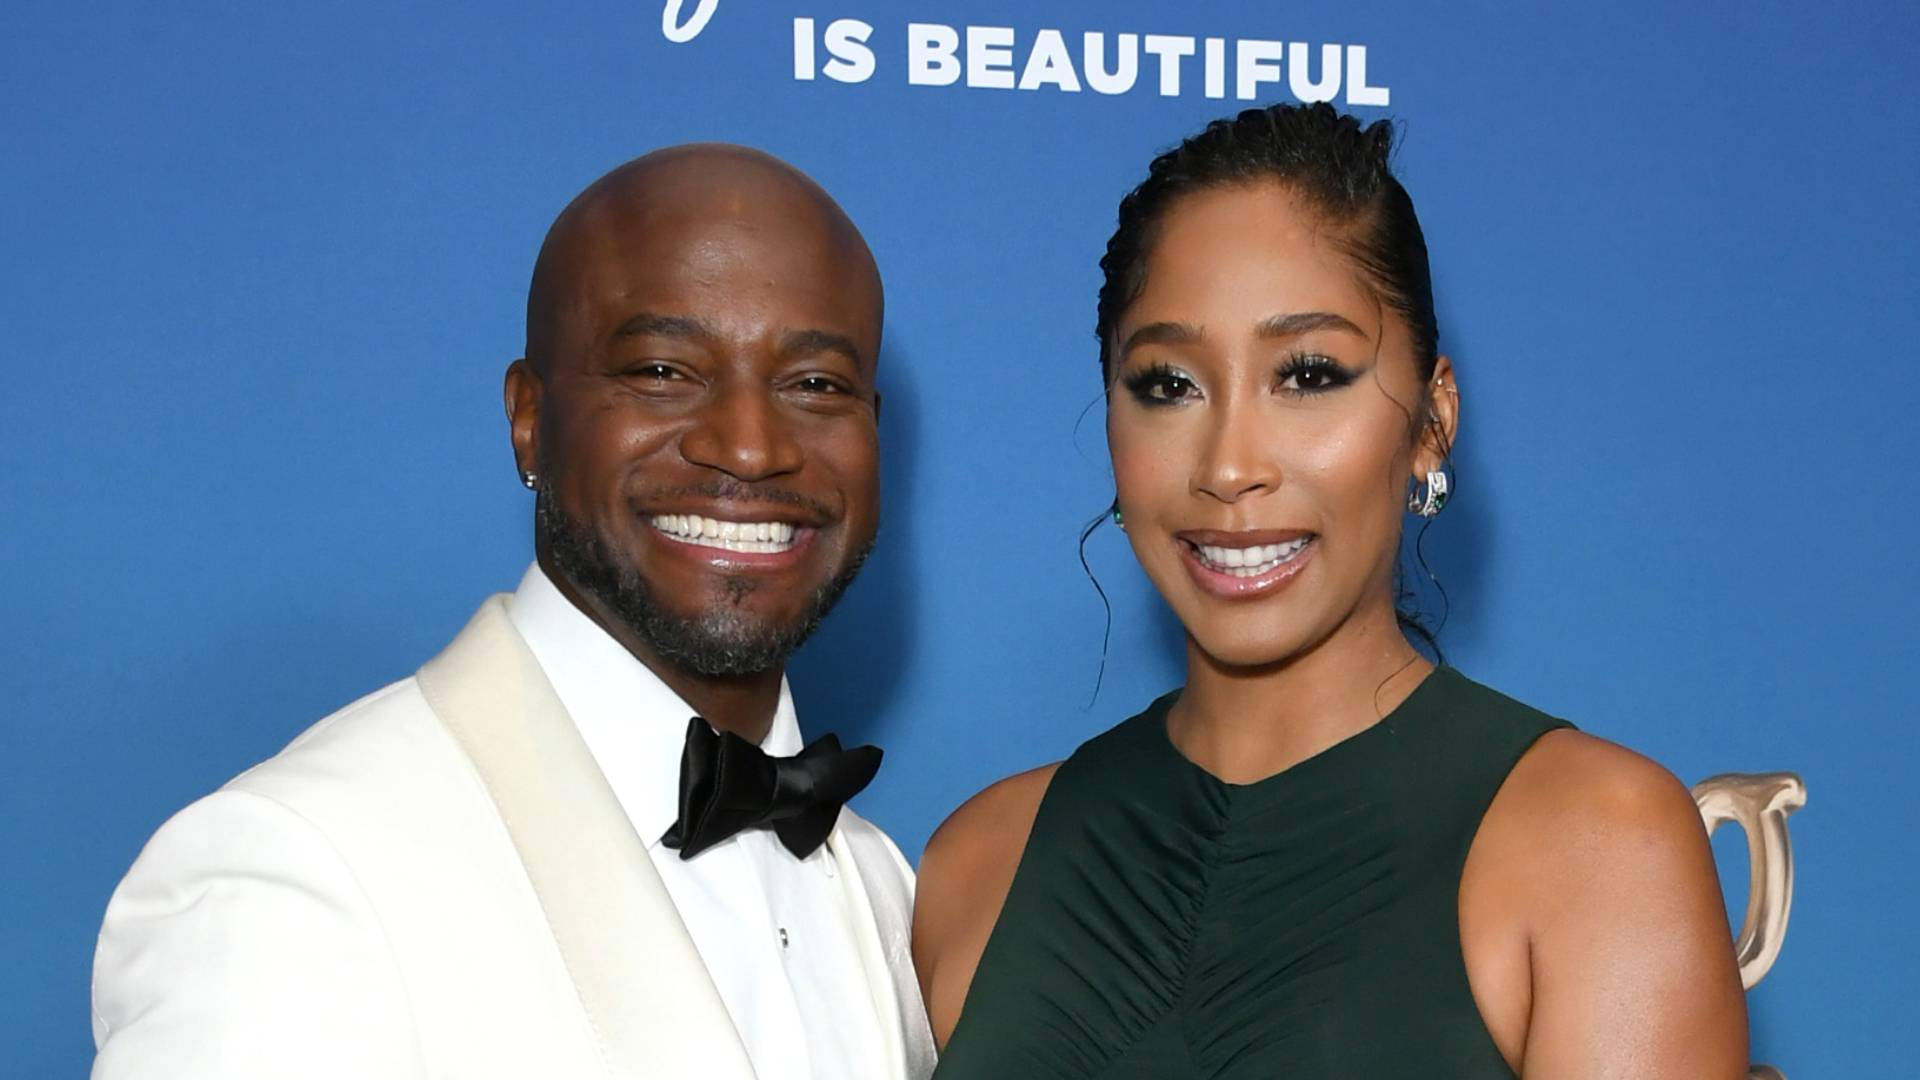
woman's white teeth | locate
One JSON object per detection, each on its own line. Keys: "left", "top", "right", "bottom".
{"left": 649, "top": 514, "right": 798, "bottom": 553}
{"left": 1196, "top": 538, "right": 1311, "bottom": 577}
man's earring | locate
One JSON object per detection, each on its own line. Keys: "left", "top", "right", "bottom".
{"left": 1408, "top": 469, "right": 1449, "bottom": 518}
{"left": 1112, "top": 503, "right": 1125, "bottom": 530}
{"left": 520, "top": 471, "right": 537, "bottom": 490}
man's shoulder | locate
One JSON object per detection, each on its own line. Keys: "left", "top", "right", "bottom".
{"left": 220, "top": 669, "right": 486, "bottom": 834}
{"left": 836, "top": 805, "right": 916, "bottom": 887}
{"left": 226, "top": 595, "right": 521, "bottom": 812}
{"left": 118, "top": 660, "right": 519, "bottom": 921}
{"left": 276, "top": 675, "right": 430, "bottom": 752}
{"left": 231, "top": 675, "right": 432, "bottom": 785}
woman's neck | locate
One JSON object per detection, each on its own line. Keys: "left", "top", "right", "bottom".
{"left": 1168, "top": 604, "right": 1432, "bottom": 785}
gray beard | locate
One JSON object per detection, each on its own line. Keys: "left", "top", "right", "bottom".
{"left": 534, "top": 480, "right": 870, "bottom": 678}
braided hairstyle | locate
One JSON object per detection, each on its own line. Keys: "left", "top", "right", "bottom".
{"left": 1092, "top": 102, "right": 1451, "bottom": 659}
{"left": 1096, "top": 102, "right": 1437, "bottom": 395}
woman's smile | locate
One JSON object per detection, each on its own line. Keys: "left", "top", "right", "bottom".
{"left": 1173, "top": 529, "right": 1317, "bottom": 598}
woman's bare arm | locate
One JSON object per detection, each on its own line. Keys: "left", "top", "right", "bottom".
{"left": 910, "top": 764, "right": 1059, "bottom": 1049}
{"left": 1476, "top": 731, "right": 1750, "bottom": 1079}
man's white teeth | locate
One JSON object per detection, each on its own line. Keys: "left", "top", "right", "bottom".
{"left": 1196, "top": 537, "right": 1311, "bottom": 577}
{"left": 648, "top": 514, "right": 798, "bottom": 553}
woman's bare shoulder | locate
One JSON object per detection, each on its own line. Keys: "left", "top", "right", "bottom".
{"left": 1476, "top": 727, "right": 1720, "bottom": 923}
{"left": 915, "top": 762, "right": 1061, "bottom": 946}
{"left": 925, "top": 764, "right": 1061, "bottom": 866}
{"left": 912, "top": 763, "right": 1061, "bottom": 1048}
{"left": 1497, "top": 728, "right": 1708, "bottom": 854}
{"left": 1474, "top": 728, "right": 1748, "bottom": 1076}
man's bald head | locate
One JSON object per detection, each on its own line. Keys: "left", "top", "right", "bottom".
{"left": 503, "top": 144, "right": 887, "bottom": 694}
{"left": 524, "top": 144, "right": 882, "bottom": 373}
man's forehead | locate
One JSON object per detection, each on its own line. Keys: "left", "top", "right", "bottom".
{"left": 547, "top": 259, "right": 877, "bottom": 375}
{"left": 580, "top": 226, "right": 874, "bottom": 321}
{"left": 526, "top": 145, "right": 882, "bottom": 365}
{"left": 579, "top": 203, "right": 854, "bottom": 277}
{"left": 566, "top": 150, "right": 861, "bottom": 254}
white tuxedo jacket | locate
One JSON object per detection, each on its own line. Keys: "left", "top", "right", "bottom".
{"left": 91, "top": 597, "right": 937, "bottom": 1080}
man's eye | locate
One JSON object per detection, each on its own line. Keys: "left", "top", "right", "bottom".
{"left": 796, "top": 376, "right": 845, "bottom": 394}
{"left": 628, "top": 363, "right": 680, "bottom": 381}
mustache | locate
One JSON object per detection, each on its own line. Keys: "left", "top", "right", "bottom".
{"left": 628, "top": 480, "right": 835, "bottom": 522}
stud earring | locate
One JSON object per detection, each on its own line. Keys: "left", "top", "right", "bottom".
{"left": 1112, "top": 504, "right": 1125, "bottom": 530}
{"left": 520, "top": 471, "right": 537, "bottom": 490}
{"left": 1408, "top": 469, "right": 1449, "bottom": 518}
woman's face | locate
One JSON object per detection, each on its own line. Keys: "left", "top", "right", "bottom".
{"left": 1106, "top": 181, "right": 1452, "bottom": 669}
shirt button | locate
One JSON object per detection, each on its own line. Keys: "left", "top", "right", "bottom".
{"left": 778, "top": 927, "right": 790, "bottom": 949}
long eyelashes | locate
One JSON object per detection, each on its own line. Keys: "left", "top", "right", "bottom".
{"left": 1120, "top": 352, "right": 1357, "bottom": 406}
{"left": 1275, "top": 352, "right": 1357, "bottom": 396}
{"left": 1121, "top": 363, "right": 1197, "bottom": 406}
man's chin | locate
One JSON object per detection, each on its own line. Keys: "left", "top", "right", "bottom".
{"left": 574, "top": 562, "right": 826, "bottom": 677}
{"left": 647, "top": 601, "right": 811, "bottom": 649}
{"left": 537, "top": 485, "right": 867, "bottom": 678}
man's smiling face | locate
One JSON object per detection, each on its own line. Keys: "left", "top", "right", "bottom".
{"left": 508, "top": 146, "right": 883, "bottom": 677}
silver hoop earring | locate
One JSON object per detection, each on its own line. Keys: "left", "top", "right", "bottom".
{"left": 520, "top": 471, "right": 537, "bottom": 490}
{"left": 1408, "top": 469, "right": 1449, "bottom": 518}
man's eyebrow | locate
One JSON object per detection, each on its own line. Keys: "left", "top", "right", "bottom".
{"left": 781, "top": 328, "right": 865, "bottom": 365}
{"left": 1256, "top": 311, "right": 1368, "bottom": 339}
{"left": 1120, "top": 321, "right": 1204, "bottom": 357}
{"left": 614, "top": 312, "right": 716, "bottom": 339}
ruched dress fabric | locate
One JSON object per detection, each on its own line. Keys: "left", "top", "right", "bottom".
{"left": 933, "top": 668, "right": 1571, "bottom": 1079}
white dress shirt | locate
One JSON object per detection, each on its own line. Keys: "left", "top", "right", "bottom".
{"left": 506, "top": 564, "right": 889, "bottom": 1080}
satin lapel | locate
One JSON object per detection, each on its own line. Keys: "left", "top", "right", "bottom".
{"left": 827, "top": 826, "right": 937, "bottom": 1080}
{"left": 416, "top": 596, "right": 755, "bottom": 1080}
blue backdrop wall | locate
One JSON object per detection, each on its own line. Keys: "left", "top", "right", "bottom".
{"left": 5, "top": 1, "right": 1916, "bottom": 1075}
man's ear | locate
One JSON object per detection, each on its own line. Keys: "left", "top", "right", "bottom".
{"left": 504, "top": 358, "right": 543, "bottom": 482}
{"left": 1415, "top": 354, "right": 1459, "bottom": 478}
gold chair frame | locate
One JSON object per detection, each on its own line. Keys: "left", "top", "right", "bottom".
{"left": 1691, "top": 772, "right": 1807, "bottom": 1080}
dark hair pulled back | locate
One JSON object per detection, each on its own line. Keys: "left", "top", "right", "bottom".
{"left": 1096, "top": 102, "right": 1437, "bottom": 391}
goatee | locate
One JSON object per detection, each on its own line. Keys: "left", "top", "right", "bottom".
{"left": 534, "top": 480, "right": 870, "bottom": 678}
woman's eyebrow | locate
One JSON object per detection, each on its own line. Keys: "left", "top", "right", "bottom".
{"left": 1256, "top": 311, "right": 1367, "bottom": 339}
{"left": 1120, "top": 320, "right": 1205, "bottom": 358}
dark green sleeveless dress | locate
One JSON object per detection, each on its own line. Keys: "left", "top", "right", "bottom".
{"left": 933, "top": 667, "right": 1570, "bottom": 1079}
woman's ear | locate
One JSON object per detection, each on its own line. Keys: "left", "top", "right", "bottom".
{"left": 1416, "top": 354, "right": 1459, "bottom": 477}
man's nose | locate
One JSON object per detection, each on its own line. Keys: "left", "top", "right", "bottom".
{"left": 679, "top": 379, "right": 806, "bottom": 482}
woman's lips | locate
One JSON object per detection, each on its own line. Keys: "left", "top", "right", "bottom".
{"left": 1176, "top": 532, "right": 1317, "bottom": 599}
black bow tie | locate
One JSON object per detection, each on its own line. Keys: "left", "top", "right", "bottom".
{"left": 660, "top": 717, "right": 882, "bottom": 861}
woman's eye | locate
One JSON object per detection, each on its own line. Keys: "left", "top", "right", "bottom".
{"left": 1143, "top": 375, "right": 1195, "bottom": 401}
{"left": 1124, "top": 367, "right": 1199, "bottom": 405}
{"left": 1277, "top": 356, "right": 1355, "bottom": 395}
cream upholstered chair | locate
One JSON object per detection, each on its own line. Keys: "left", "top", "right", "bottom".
{"left": 1691, "top": 772, "right": 1807, "bottom": 1080}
